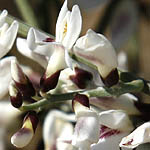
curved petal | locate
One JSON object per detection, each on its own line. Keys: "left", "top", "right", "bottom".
{"left": 56, "top": 0, "right": 68, "bottom": 42}
{"left": 0, "top": 21, "right": 18, "bottom": 51}
{"left": 99, "top": 110, "right": 133, "bottom": 132}
{"left": 120, "top": 122, "right": 150, "bottom": 149}
{"left": 27, "top": 28, "right": 55, "bottom": 58}
{"left": 74, "top": 29, "right": 118, "bottom": 78}
{"left": 0, "top": 56, "right": 16, "bottom": 99}
{"left": 45, "top": 44, "right": 66, "bottom": 77}
{"left": 16, "top": 37, "right": 48, "bottom": 68}
{"left": 63, "top": 5, "right": 82, "bottom": 49}
{"left": 0, "top": 10, "right": 7, "bottom": 27}
{"left": 43, "top": 110, "right": 74, "bottom": 150}
{"left": 91, "top": 132, "right": 128, "bottom": 150}
{"left": 89, "top": 93, "right": 140, "bottom": 115}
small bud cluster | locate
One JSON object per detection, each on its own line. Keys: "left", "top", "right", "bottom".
{"left": 10, "top": 60, "right": 36, "bottom": 108}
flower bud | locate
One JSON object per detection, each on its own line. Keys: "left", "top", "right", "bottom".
{"left": 70, "top": 67, "right": 93, "bottom": 89}
{"left": 73, "top": 29, "right": 119, "bottom": 87}
{"left": 40, "top": 44, "right": 66, "bottom": 93}
{"left": 11, "top": 59, "right": 35, "bottom": 99}
{"left": 9, "top": 81, "right": 23, "bottom": 108}
{"left": 72, "top": 94, "right": 99, "bottom": 149}
{"left": 72, "top": 94, "right": 90, "bottom": 116}
{"left": 11, "top": 111, "right": 39, "bottom": 148}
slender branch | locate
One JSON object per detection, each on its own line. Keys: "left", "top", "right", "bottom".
{"left": 1, "top": 10, "right": 54, "bottom": 38}
{"left": 20, "top": 79, "right": 144, "bottom": 111}
{"left": 20, "top": 91, "right": 79, "bottom": 111}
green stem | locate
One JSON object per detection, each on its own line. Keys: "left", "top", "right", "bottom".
{"left": 21, "top": 80, "right": 144, "bottom": 111}
{"left": 15, "top": 0, "right": 39, "bottom": 28}
{"left": 21, "top": 91, "right": 79, "bottom": 111}
{"left": 2, "top": 10, "right": 54, "bottom": 38}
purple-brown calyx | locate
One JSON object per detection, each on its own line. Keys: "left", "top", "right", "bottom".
{"left": 70, "top": 67, "right": 93, "bottom": 89}
{"left": 24, "top": 111, "right": 39, "bottom": 132}
{"left": 101, "top": 68, "right": 119, "bottom": 87}
{"left": 40, "top": 70, "right": 62, "bottom": 93}
{"left": 43, "top": 38, "right": 55, "bottom": 42}
{"left": 14, "top": 76, "right": 36, "bottom": 99}
{"left": 72, "top": 94, "right": 90, "bottom": 111}
{"left": 10, "top": 92, "right": 23, "bottom": 108}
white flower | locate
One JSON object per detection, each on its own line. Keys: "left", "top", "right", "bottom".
{"left": 89, "top": 93, "right": 140, "bottom": 115}
{"left": 0, "top": 10, "right": 18, "bottom": 99}
{"left": 56, "top": 0, "right": 82, "bottom": 50}
{"left": 73, "top": 29, "right": 118, "bottom": 87}
{"left": 43, "top": 110, "right": 74, "bottom": 150}
{"left": 91, "top": 110, "right": 134, "bottom": 150}
{"left": 120, "top": 122, "right": 150, "bottom": 149}
{"left": 72, "top": 94, "right": 99, "bottom": 150}
{"left": 16, "top": 28, "right": 52, "bottom": 68}
{"left": 0, "top": 10, "right": 19, "bottom": 58}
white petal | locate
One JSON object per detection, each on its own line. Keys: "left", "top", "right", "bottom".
{"left": 90, "top": 93, "right": 140, "bottom": 115}
{"left": 26, "top": 28, "right": 55, "bottom": 58}
{"left": 0, "top": 21, "right": 18, "bottom": 51}
{"left": 27, "top": 28, "right": 36, "bottom": 50}
{"left": 43, "top": 110, "right": 74, "bottom": 150}
{"left": 0, "top": 56, "right": 16, "bottom": 99}
{"left": 56, "top": 0, "right": 68, "bottom": 42}
{"left": 63, "top": 5, "right": 82, "bottom": 49}
{"left": 11, "top": 128, "right": 33, "bottom": 148}
{"left": 120, "top": 122, "right": 150, "bottom": 149}
{"left": 72, "top": 111, "right": 99, "bottom": 149}
{"left": 0, "top": 10, "right": 7, "bottom": 27}
{"left": 74, "top": 29, "right": 118, "bottom": 78}
{"left": 46, "top": 44, "right": 66, "bottom": 78}
{"left": 91, "top": 132, "right": 129, "bottom": 150}
{"left": 0, "top": 101, "right": 20, "bottom": 126}
{"left": 99, "top": 110, "right": 133, "bottom": 132}
{"left": 0, "top": 44, "right": 7, "bottom": 59}
{"left": 16, "top": 37, "right": 48, "bottom": 68}
{"left": 32, "top": 28, "right": 50, "bottom": 44}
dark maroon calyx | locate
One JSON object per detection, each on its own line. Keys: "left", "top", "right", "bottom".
{"left": 101, "top": 68, "right": 119, "bottom": 87}
{"left": 72, "top": 94, "right": 90, "bottom": 111}
{"left": 14, "top": 76, "right": 36, "bottom": 98}
{"left": 24, "top": 111, "right": 39, "bottom": 132}
{"left": 10, "top": 92, "right": 23, "bottom": 108}
{"left": 70, "top": 67, "right": 93, "bottom": 89}
{"left": 40, "top": 70, "right": 62, "bottom": 93}
{"left": 43, "top": 38, "right": 55, "bottom": 42}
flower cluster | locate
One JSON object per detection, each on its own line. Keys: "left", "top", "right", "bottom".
{"left": 0, "top": 0, "right": 150, "bottom": 150}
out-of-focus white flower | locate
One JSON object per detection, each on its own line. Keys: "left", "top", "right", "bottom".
{"left": 73, "top": 29, "right": 118, "bottom": 87}
{"left": 120, "top": 122, "right": 150, "bottom": 149}
{"left": 43, "top": 110, "right": 74, "bottom": 150}
{"left": 0, "top": 10, "right": 18, "bottom": 99}
{"left": 56, "top": 0, "right": 82, "bottom": 50}
{"left": 0, "top": 100, "right": 20, "bottom": 150}
{"left": 89, "top": 93, "right": 140, "bottom": 115}
{"left": 72, "top": 94, "right": 99, "bottom": 150}
{"left": 11, "top": 111, "right": 39, "bottom": 148}
{"left": 91, "top": 110, "right": 133, "bottom": 150}
{"left": 0, "top": 10, "right": 19, "bottom": 58}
